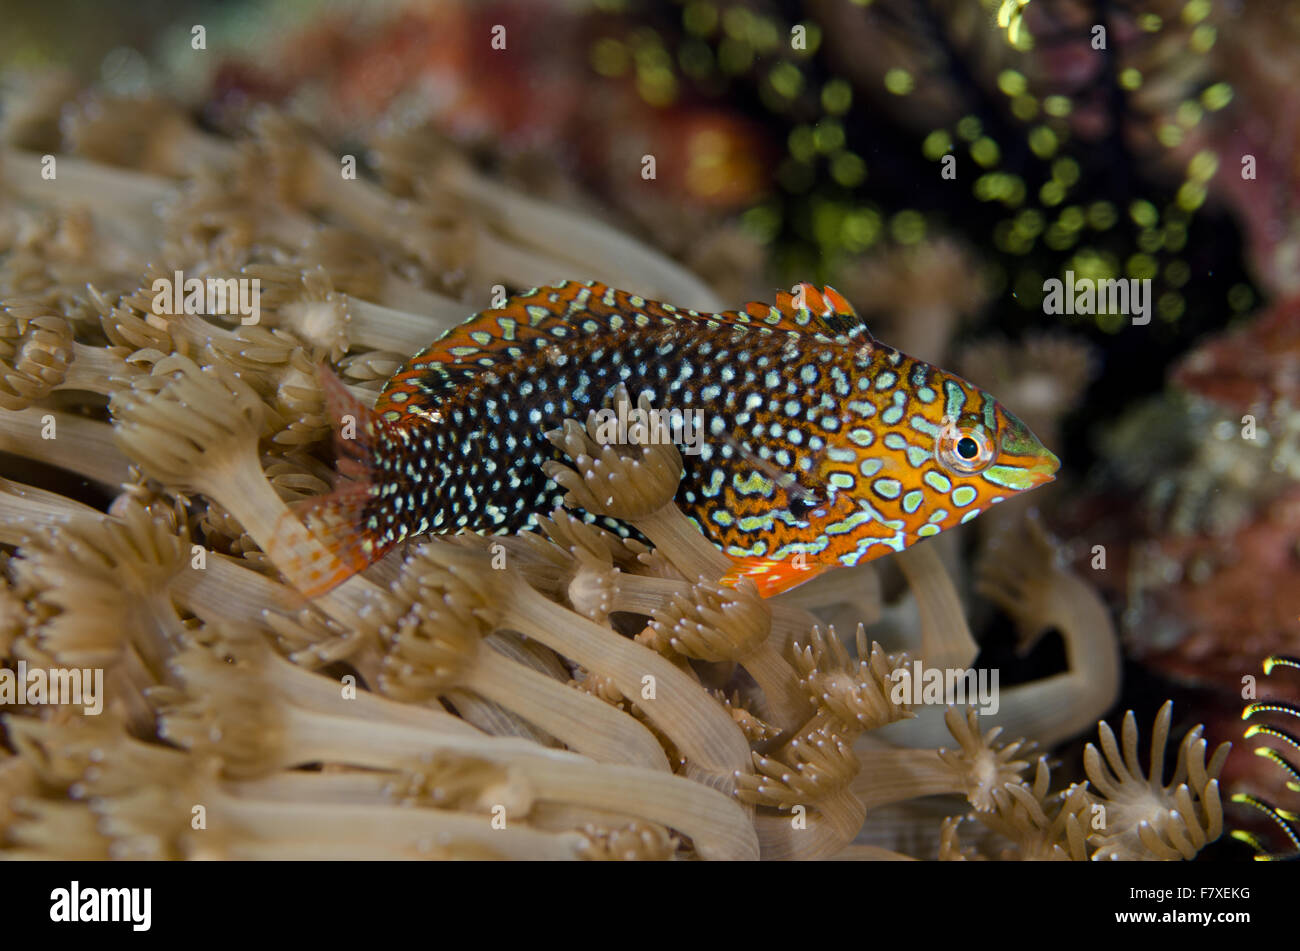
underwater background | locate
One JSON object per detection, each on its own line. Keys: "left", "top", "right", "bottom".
{"left": 0, "top": 0, "right": 1296, "bottom": 861}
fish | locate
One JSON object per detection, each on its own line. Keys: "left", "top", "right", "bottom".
{"left": 287, "top": 280, "right": 1060, "bottom": 598}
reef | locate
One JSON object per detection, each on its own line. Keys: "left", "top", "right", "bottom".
{"left": 0, "top": 73, "right": 1230, "bottom": 859}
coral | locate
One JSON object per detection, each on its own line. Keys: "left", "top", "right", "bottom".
{"left": 1083, "top": 701, "right": 1227, "bottom": 860}
{"left": 0, "top": 68, "right": 1220, "bottom": 862}
{"left": 941, "top": 701, "right": 1226, "bottom": 861}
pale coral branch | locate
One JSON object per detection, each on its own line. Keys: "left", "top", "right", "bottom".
{"left": 895, "top": 542, "right": 979, "bottom": 671}
{"left": 0, "top": 408, "right": 129, "bottom": 487}
{"left": 438, "top": 160, "right": 724, "bottom": 312}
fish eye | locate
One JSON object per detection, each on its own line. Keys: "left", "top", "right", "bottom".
{"left": 937, "top": 418, "right": 994, "bottom": 474}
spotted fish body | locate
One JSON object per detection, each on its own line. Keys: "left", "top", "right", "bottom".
{"left": 300, "top": 281, "right": 1059, "bottom": 596}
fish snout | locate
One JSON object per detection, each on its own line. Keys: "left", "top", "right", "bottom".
{"left": 1023, "top": 448, "right": 1060, "bottom": 488}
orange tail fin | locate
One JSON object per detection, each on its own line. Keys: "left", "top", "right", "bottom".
{"left": 268, "top": 366, "right": 399, "bottom": 598}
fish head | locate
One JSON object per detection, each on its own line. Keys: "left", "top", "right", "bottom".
{"left": 825, "top": 353, "right": 1059, "bottom": 563}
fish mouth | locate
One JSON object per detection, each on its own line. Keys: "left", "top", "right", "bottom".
{"left": 1024, "top": 450, "right": 1061, "bottom": 488}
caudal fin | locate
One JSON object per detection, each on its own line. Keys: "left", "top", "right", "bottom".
{"left": 268, "top": 366, "right": 398, "bottom": 598}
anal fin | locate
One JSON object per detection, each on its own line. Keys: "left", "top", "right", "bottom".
{"left": 720, "top": 555, "right": 832, "bottom": 598}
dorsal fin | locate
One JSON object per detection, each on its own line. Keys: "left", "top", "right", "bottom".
{"left": 373, "top": 280, "right": 867, "bottom": 423}
{"left": 374, "top": 280, "right": 715, "bottom": 421}
{"left": 738, "top": 283, "right": 874, "bottom": 341}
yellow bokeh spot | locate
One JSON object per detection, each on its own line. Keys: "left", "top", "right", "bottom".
{"left": 1014, "top": 208, "right": 1044, "bottom": 236}
{"left": 831, "top": 152, "right": 867, "bottom": 187}
{"left": 718, "top": 37, "right": 753, "bottom": 74}
{"left": 1028, "top": 125, "right": 1057, "bottom": 158}
{"left": 1119, "top": 68, "right": 1143, "bottom": 90}
{"left": 1177, "top": 180, "right": 1207, "bottom": 211}
{"left": 637, "top": 69, "right": 678, "bottom": 107}
{"left": 1011, "top": 95, "right": 1039, "bottom": 120}
{"left": 788, "top": 126, "right": 816, "bottom": 162}
{"left": 1190, "top": 24, "right": 1216, "bottom": 52}
{"left": 1182, "top": 0, "right": 1211, "bottom": 25}
{"left": 971, "top": 137, "right": 1000, "bottom": 167}
{"left": 890, "top": 210, "right": 926, "bottom": 244}
{"left": 1044, "top": 224, "right": 1076, "bottom": 251}
{"left": 822, "top": 79, "right": 852, "bottom": 114}
{"left": 843, "top": 208, "right": 881, "bottom": 250}
{"left": 813, "top": 119, "right": 845, "bottom": 153}
{"left": 722, "top": 6, "right": 751, "bottom": 39}
{"left": 1130, "top": 199, "right": 1159, "bottom": 228}
{"left": 741, "top": 205, "right": 781, "bottom": 243}
{"left": 922, "top": 129, "right": 952, "bottom": 161}
{"left": 1137, "top": 228, "right": 1164, "bottom": 253}
{"left": 1227, "top": 283, "right": 1254, "bottom": 312}
{"left": 1088, "top": 201, "right": 1117, "bottom": 230}
{"left": 884, "top": 68, "right": 914, "bottom": 95}
{"left": 1040, "top": 180, "right": 1066, "bottom": 206}
{"left": 1052, "top": 157, "right": 1080, "bottom": 185}
{"left": 1059, "top": 206, "right": 1086, "bottom": 232}
{"left": 1188, "top": 149, "right": 1219, "bottom": 182}
{"left": 1043, "top": 95, "right": 1072, "bottom": 117}
{"left": 1127, "top": 253, "right": 1158, "bottom": 280}
{"left": 997, "top": 69, "right": 1027, "bottom": 97}
{"left": 590, "top": 38, "right": 629, "bottom": 77}
{"left": 1176, "top": 100, "right": 1204, "bottom": 128}
{"left": 682, "top": 2, "right": 718, "bottom": 36}
{"left": 1201, "top": 82, "right": 1233, "bottom": 111}
{"left": 769, "top": 62, "right": 803, "bottom": 99}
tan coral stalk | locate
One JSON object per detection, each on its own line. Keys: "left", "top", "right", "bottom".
{"left": 63, "top": 94, "right": 238, "bottom": 178}
{"left": 895, "top": 543, "right": 978, "bottom": 671}
{"left": 149, "top": 637, "right": 756, "bottom": 859}
{"left": 436, "top": 159, "right": 724, "bottom": 311}
{"left": 342, "top": 294, "right": 467, "bottom": 355}
{"left": 0, "top": 407, "right": 129, "bottom": 487}
{"left": 0, "top": 475, "right": 101, "bottom": 542}
{"left": 849, "top": 747, "right": 966, "bottom": 810}
{"left": 879, "top": 515, "right": 1120, "bottom": 748}
{"left": 1, "top": 147, "right": 171, "bottom": 255}
{"left": 369, "top": 550, "right": 672, "bottom": 770}
{"left": 412, "top": 542, "right": 753, "bottom": 789}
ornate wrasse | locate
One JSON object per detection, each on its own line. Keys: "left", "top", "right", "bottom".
{"left": 290, "top": 280, "right": 1059, "bottom": 597}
